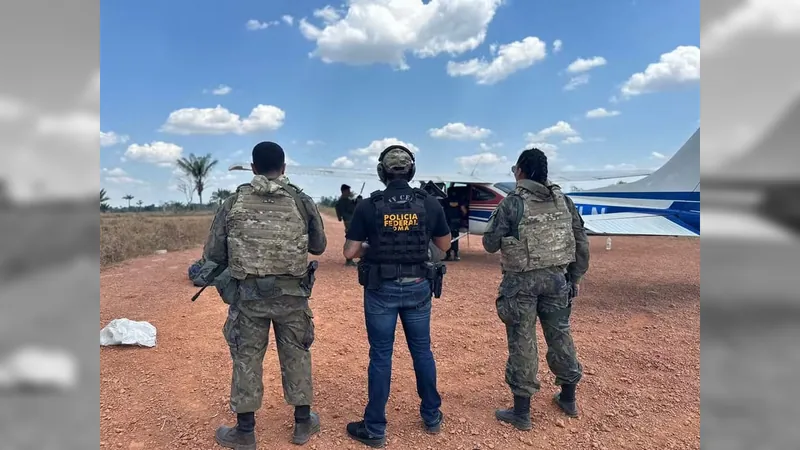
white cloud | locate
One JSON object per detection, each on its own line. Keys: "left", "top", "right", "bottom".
{"left": 702, "top": 0, "right": 800, "bottom": 55}
{"left": 35, "top": 111, "right": 99, "bottom": 142}
{"left": 102, "top": 167, "right": 144, "bottom": 184}
{"left": 205, "top": 84, "right": 232, "bottom": 95}
{"left": 428, "top": 122, "right": 492, "bottom": 140}
{"left": 585, "top": 107, "right": 621, "bottom": 119}
{"left": 160, "top": 104, "right": 285, "bottom": 135}
{"left": 0, "top": 96, "right": 28, "bottom": 121}
{"left": 561, "top": 136, "right": 584, "bottom": 144}
{"left": 313, "top": 6, "right": 342, "bottom": 24}
{"left": 455, "top": 152, "right": 508, "bottom": 171}
{"left": 332, "top": 156, "right": 355, "bottom": 168}
{"left": 100, "top": 130, "right": 130, "bottom": 147}
{"left": 566, "top": 56, "right": 607, "bottom": 73}
{"left": 526, "top": 121, "right": 577, "bottom": 141}
{"left": 522, "top": 140, "right": 559, "bottom": 160}
{"left": 620, "top": 45, "right": 700, "bottom": 97}
{"left": 446, "top": 36, "right": 547, "bottom": 84}
{"left": 125, "top": 141, "right": 184, "bottom": 165}
{"left": 350, "top": 137, "right": 420, "bottom": 163}
{"left": 479, "top": 142, "right": 503, "bottom": 151}
{"left": 246, "top": 19, "right": 279, "bottom": 30}
{"left": 306, "top": 139, "right": 325, "bottom": 146}
{"left": 298, "top": 0, "right": 503, "bottom": 70}
{"left": 651, "top": 151, "right": 666, "bottom": 159}
{"left": 282, "top": 15, "right": 294, "bottom": 26}
{"left": 553, "top": 39, "right": 562, "bottom": 53}
{"left": 104, "top": 167, "right": 126, "bottom": 177}
{"left": 563, "top": 74, "right": 589, "bottom": 91}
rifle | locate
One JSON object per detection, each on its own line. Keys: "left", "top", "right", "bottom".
{"left": 191, "top": 263, "right": 226, "bottom": 302}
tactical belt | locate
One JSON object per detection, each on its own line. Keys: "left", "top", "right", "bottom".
{"left": 358, "top": 262, "right": 433, "bottom": 288}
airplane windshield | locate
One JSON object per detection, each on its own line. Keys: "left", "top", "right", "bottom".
{"left": 494, "top": 182, "right": 515, "bottom": 194}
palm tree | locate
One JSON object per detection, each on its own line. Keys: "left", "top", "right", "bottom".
{"left": 100, "top": 188, "right": 110, "bottom": 212}
{"left": 176, "top": 153, "right": 219, "bottom": 205}
{"left": 210, "top": 188, "right": 234, "bottom": 205}
{"left": 122, "top": 194, "right": 134, "bottom": 208}
{"left": 136, "top": 199, "right": 144, "bottom": 211}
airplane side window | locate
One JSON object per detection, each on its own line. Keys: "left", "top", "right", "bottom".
{"left": 471, "top": 187, "right": 496, "bottom": 202}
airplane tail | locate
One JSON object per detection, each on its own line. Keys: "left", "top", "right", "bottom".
{"left": 581, "top": 128, "right": 700, "bottom": 196}
{"left": 569, "top": 128, "right": 701, "bottom": 236}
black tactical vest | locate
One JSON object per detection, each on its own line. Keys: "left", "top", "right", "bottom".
{"left": 365, "top": 187, "right": 430, "bottom": 266}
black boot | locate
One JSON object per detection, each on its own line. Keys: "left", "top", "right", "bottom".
{"left": 346, "top": 421, "right": 386, "bottom": 448}
{"left": 553, "top": 384, "right": 579, "bottom": 417}
{"left": 214, "top": 412, "right": 256, "bottom": 450}
{"left": 495, "top": 395, "right": 532, "bottom": 430}
{"left": 291, "top": 406, "right": 320, "bottom": 445}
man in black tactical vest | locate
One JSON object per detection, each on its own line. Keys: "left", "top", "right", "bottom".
{"left": 443, "top": 188, "right": 467, "bottom": 261}
{"left": 342, "top": 145, "right": 452, "bottom": 448}
{"left": 335, "top": 184, "right": 358, "bottom": 266}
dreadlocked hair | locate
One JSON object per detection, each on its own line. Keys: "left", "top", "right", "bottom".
{"left": 517, "top": 148, "right": 548, "bottom": 184}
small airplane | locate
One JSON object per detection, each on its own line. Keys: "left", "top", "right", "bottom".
{"left": 229, "top": 128, "right": 700, "bottom": 238}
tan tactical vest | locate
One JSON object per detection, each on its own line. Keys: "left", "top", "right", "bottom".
{"left": 500, "top": 184, "right": 576, "bottom": 272}
{"left": 226, "top": 176, "right": 309, "bottom": 280}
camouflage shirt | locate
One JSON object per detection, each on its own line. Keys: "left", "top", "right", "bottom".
{"left": 203, "top": 177, "right": 327, "bottom": 298}
{"left": 482, "top": 179, "right": 590, "bottom": 286}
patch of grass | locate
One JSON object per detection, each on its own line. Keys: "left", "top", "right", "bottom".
{"left": 101, "top": 213, "right": 213, "bottom": 267}
{"left": 100, "top": 206, "right": 336, "bottom": 267}
{"left": 317, "top": 206, "right": 336, "bottom": 217}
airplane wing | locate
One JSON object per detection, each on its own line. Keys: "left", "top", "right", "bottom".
{"left": 228, "top": 164, "right": 652, "bottom": 183}
{"left": 580, "top": 212, "right": 699, "bottom": 237}
{"left": 548, "top": 169, "right": 653, "bottom": 183}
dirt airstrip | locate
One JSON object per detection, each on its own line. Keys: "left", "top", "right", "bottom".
{"left": 100, "top": 215, "right": 700, "bottom": 449}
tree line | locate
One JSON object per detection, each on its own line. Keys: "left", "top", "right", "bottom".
{"left": 100, "top": 153, "right": 232, "bottom": 213}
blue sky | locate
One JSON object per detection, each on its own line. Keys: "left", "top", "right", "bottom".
{"left": 99, "top": 0, "right": 700, "bottom": 207}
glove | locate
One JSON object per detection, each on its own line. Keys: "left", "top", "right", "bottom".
{"left": 568, "top": 282, "right": 579, "bottom": 300}
{"left": 565, "top": 273, "right": 579, "bottom": 300}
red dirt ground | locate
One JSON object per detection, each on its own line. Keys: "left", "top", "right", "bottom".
{"left": 100, "top": 214, "right": 700, "bottom": 450}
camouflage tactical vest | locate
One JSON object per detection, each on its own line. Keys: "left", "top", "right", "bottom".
{"left": 500, "top": 184, "right": 576, "bottom": 272}
{"left": 226, "top": 175, "right": 309, "bottom": 280}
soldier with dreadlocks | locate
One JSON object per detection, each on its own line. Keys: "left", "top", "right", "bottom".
{"left": 481, "top": 148, "right": 590, "bottom": 430}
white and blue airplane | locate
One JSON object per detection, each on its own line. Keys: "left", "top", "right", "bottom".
{"left": 229, "top": 128, "right": 701, "bottom": 238}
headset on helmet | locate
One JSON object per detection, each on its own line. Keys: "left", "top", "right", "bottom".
{"left": 377, "top": 144, "right": 416, "bottom": 183}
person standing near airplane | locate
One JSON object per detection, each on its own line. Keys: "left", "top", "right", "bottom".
{"left": 336, "top": 184, "right": 358, "bottom": 266}
{"left": 443, "top": 188, "right": 467, "bottom": 261}
{"left": 342, "top": 145, "right": 451, "bottom": 447}
{"left": 202, "top": 141, "right": 327, "bottom": 448}
{"left": 481, "top": 148, "right": 590, "bottom": 430}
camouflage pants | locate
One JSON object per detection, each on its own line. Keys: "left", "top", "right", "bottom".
{"left": 496, "top": 292, "right": 582, "bottom": 397}
{"left": 223, "top": 296, "right": 315, "bottom": 413}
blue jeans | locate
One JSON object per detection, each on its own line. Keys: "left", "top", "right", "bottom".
{"left": 362, "top": 278, "right": 442, "bottom": 437}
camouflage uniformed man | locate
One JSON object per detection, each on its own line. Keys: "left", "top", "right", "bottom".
{"left": 482, "top": 148, "right": 590, "bottom": 430}
{"left": 202, "top": 141, "right": 327, "bottom": 448}
{"left": 335, "top": 184, "right": 358, "bottom": 266}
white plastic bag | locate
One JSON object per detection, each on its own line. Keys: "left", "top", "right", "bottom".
{"left": 100, "top": 318, "right": 157, "bottom": 347}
